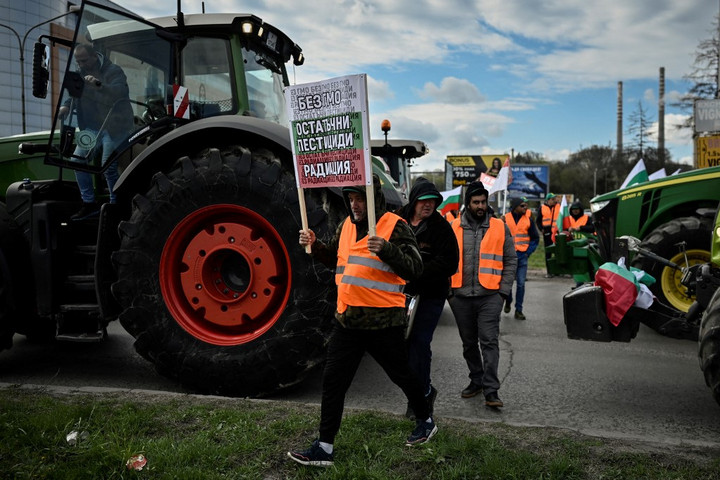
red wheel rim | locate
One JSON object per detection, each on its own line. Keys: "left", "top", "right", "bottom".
{"left": 159, "top": 204, "right": 291, "bottom": 345}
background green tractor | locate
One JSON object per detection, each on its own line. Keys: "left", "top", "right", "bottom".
{"left": 548, "top": 166, "right": 720, "bottom": 312}
{"left": 0, "top": 0, "right": 426, "bottom": 397}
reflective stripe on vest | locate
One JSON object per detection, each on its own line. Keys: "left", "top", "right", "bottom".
{"left": 504, "top": 212, "right": 530, "bottom": 252}
{"left": 335, "top": 212, "right": 406, "bottom": 313}
{"left": 450, "top": 216, "right": 505, "bottom": 290}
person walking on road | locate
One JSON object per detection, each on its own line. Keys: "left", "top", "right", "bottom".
{"left": 448, "top": 182, "right": 516, "bottom": 408}
{"left": 503, "top": 197, "right": 539, "bottom": 320}
{"left": 398, "top": 179, "right": 459, "bottom": 420}
{"left": 289, "top": 174, "right": 436, "bottom": 467}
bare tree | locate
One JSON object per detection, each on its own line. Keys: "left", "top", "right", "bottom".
{"left": 672, "top": 14, "right": 720, "bottom": 129}
{"left": 626, "top": 100, "right": 654, "bottom": 157}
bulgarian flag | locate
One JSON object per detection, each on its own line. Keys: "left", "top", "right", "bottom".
{"left": 594, "top": 262, "right": 639, "bottom": 326}
{"left": 438, "top": 186, "right": 462, "bottom": 216}
{"left": 553, "top": 194, "right": 569, "bottom": 241}
{"left": 619, "top": 158, "right": 648, "bottom": 189}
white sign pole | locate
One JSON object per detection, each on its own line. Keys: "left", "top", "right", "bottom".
{"left": 365, "top": 184, "right": 376, "bottom": 237}
{"left": 297, "top": 188, "right": 311, "bottom": 254}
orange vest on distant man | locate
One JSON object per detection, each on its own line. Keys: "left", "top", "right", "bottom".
{"left": 504, "top": 212, "right": 531, "bottom": 252}
{"left": 541, "top": 203, "right": 560, "bottom": 234}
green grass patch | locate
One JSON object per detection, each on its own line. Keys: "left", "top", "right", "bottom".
{"left": 0, "top": 387, "right": 717, "bottom": 479}
{"left": 530, "top": 242, "right": 547, "bottom": 271}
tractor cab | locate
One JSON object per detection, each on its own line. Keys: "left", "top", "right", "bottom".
{"left": 30, "top": 0, "right": 303, "bottom": 182}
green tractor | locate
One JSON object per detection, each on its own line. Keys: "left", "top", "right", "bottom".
{"left": 0, "top": 1, "right": 426, "bottom": 397}
{"left": 549, "top": 166, "right": 720, "bottom": 313}
{"left": 555, "top": 167, "right": 720, "bottom": 405}
{"left": 591, "top": 167, "right": 720, "bottom": 312}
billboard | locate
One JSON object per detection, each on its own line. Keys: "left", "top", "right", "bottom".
{"left": 694, "top": 99, "right": 720, "bottom": 133}
{"left": 696, "top": 134, "right": 720, "bottom": 169}
{"left": 445, "top": 154, "right": 509, "bottom": 188}
{"left": 507, "top": 164, "right": 549, "bottom": 201}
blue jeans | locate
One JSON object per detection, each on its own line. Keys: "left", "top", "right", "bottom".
{"left": 506, "top": 250, "right": 529, "bottom": 313}
{"left": 448, "top": 293, "right": 503, "bottom": 395}
{"left": 72, "top": 129, "right": 120, "bottom": 203}
{"left": 406, "top": 296, "right": 446, "bottom": 395}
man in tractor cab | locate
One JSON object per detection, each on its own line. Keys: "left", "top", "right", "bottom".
{"left": 59, "top": 43, "right": 133, "bottom": 220}
{"left": 290, "top": 174, "right": 437, "bottom": 467}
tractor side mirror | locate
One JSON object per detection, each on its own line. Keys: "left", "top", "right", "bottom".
{"left": 32, "top": 42, "right": 50, "bottom": 98}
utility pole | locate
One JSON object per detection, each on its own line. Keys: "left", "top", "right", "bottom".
{"left": 617, "top": 81, "right": 623, "bottom": 159}
{"left": 659, "top": 67, "right": 665, "bottom": 165}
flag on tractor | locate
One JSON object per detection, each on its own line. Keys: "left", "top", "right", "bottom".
{"left": 437, "top": 186, "right": 462, "bottom": 215}
{"left": 619, "top": 158, "right": 648, "bottom": 189}
{"left": 553, "top": 194, "right": 569, "bottom": 241}
{"left": 593, "top": 262, "right": 640, "bottom": 326}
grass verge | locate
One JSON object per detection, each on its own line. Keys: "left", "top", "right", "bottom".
{"left": 1, "top": 386, "right": 718, "bottom": 479}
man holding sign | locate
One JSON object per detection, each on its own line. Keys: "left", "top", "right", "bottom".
{"left": 289, "top": 174, "right": 436, "bottom": 467}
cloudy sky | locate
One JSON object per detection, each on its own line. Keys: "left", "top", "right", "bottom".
{"left": 113, "top": 0, "right": 717, "bottom": 171}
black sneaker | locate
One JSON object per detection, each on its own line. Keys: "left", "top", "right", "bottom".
{"left": 503, "top": 302, "right": 511, "bottom": 314}
{"left": 514, "top": 311, "right": 526, "bottom": 320}
{"left": 70, "top": 202, "right": 100, "bottom": 221}
{"left": 426, "top": 386, "right": 438, "bottom": 417}
{"left": 405, "top": 419, "right": 438, "bottom": 446}
{"left": 287, "top": 439, "right": 334, "bottom": 467}
{"left": 485, "top": 392, "right": 504, "bottom": 408}
{"left": 461, "top": 382, "right": 483, "bottom": 398}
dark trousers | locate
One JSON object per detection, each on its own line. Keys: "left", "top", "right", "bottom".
{"left": 406, "top": 296, "right": 446, "bottom": 395}
{"left": 318, "top": 324, "right": 429, "bottom": 444}
{"left": 542, "top": 230, "right": 553, "bottom": 262}
{"left": 448, "top": 293, "right": 503, "bottom": 395}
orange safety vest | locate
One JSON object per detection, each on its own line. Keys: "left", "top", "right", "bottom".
{"left": 541, "top": 203, "right": 560, "bottom": 232}
{"left": 443, "top": 211, "right": 456, "bottom": 223}
{"left": 336, "top": 212, "right": 407, "bottom": 313}
{"left": 563, "top": 214, "right": 589, "bottom": 230}
{"left": 504, "top": 212, "right": 531, "bottom": 252}
{"left": 450, "top": 217, "right": 505, "bottom": 290}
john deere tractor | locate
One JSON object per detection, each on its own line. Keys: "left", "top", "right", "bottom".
{"left": 549, "top": 166, "right": 720, "bottom": 314}
{"left": 0, "top": 1, "right": 427, "bottom": 397}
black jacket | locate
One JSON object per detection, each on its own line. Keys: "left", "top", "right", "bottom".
{"left": 398, "top": 181, "right": 459, "bottom": 299}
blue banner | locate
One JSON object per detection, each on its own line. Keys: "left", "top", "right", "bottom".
{"left": 507, "top": 164, "right": 549, "bottom": 201}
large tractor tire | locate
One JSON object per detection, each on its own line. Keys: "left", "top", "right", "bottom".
{"left": 0, "top": 204, "right": 35, "bottom": 351}
{"left": 111, "top": 145, "right": 338, "bottom": 397}
{"left": 632, "top": 217, "right": 712, "bottom": 312}
{"left": 699, "top": 287, "right": 720, "bottom": 406}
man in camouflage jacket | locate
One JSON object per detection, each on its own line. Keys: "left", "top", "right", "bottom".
{"left": 289, "top": 174, "right": 437, "bottom": 467}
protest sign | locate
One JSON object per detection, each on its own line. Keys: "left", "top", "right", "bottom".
{"left": 285, "top": 74, "right": 375, "bottom": 250}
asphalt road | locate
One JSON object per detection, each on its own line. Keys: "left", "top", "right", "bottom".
{"left": 2, "top": 272, "right": 719, "bottom": 449}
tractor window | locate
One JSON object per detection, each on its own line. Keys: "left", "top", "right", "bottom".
{"left": 108, "top": 51, "right": 168, "bottom": 124}
{"left": 182, "top": 37, "right": 234, "bottom": 118}
{"left": 242, "top": 47, "right": 288, "bottom": 125}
